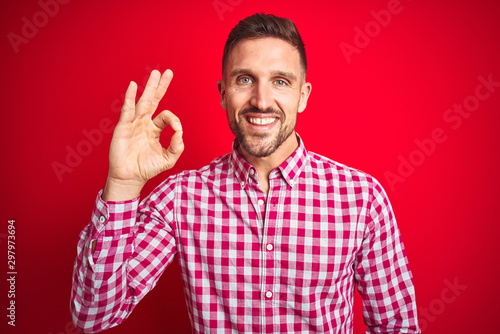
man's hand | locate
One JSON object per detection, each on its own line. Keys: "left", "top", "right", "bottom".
{"left": 102, "top": 69, "right": 184, "bottom": 201}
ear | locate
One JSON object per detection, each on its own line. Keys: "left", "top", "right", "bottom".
{"left": 298, "top": 82, "right": 312, "bottom": 113}
{"left": 217, "top": 80, "right": 227, "bottom": 111}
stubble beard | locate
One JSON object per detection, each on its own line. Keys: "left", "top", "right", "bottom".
{"left": 229, "top": 107, "right": 297, "bottom": 158}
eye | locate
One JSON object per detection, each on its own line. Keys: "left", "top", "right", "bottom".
{"left": 274, "top": 79, "right": 287, "bottom": 86}
{"left": 238, "top": 77, "right": 253, "bottom": 84}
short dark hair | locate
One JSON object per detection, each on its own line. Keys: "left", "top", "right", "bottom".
{"left": 222, "top": 13, "right": 307, "bottom": 79}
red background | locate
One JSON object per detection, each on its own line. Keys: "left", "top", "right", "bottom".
{"left": 2, "top": 0, "right": 499, "bottom": 333}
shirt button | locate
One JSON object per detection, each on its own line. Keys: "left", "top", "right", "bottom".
{"left": 289, "top": 179, "right": 294, "bottom": 185}
{"left": 99, "top": 216, "right": 106, "bottom": 223}
{"left": 266, "top": 244, "right": 274, "bottom": 251}
{"left": 265, "top": 291, "right": 273, "bottom": 299}
{"left": 258, "top": 199, "right": 264, "bottom": 206}
{"left": 249, "top": 169, "right": 255, "bottom": 175}
{"left": 240, "top": 181, "right": 245, "bottom": 188}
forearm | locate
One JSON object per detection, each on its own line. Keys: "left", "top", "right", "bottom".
{"left": 70, "top": 194, "right": 139, "bottom": 332}
{"left": 70, "top": 185, "right": 178, "bottom": 332}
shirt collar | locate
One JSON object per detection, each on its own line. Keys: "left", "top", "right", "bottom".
{"left": 230, "top": 133, "right": 308, "bottom": 188}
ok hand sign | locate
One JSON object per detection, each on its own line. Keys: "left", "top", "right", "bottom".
{"left": 103, "top": 69, "right": 184, "bottom": 201}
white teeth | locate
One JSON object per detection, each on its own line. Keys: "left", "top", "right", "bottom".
{"left": 248, "top": 117, "right": 276, "bottom": 125}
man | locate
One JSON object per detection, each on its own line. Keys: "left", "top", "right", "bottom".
{"left": 71, "top": 13, "right": 420, "bottom": 333}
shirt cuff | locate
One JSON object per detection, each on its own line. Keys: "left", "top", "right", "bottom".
{"left": 93, "top": 189, "right": 140, "bottom": 231}
{"left": 87, "top": 190, "right": 140, "bottom": 265}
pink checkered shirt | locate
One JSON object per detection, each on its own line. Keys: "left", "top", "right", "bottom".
{"left": 71, "top": 137, "right": 420, "bottom": 333}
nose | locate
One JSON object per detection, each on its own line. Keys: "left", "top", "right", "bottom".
{"left": 250, "top": 81, "right": 273, "bottom": 111}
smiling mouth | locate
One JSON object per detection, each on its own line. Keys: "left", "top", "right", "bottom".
{"left": 247, "top": 117, "right": 278, "bottom": 125}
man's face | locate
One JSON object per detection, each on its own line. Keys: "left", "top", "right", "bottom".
{"left": 218, "top": 37, "right": 311, "bottom": 158}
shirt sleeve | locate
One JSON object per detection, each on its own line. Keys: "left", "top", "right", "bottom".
{"left": 354, "top": 178, "right": 420, "bottom": 333}
{"left": 70, "top": 180, "right": 178, "bottom": 333}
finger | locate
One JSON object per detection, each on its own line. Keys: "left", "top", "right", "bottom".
{"left": 152, "top": 110, "right": 184, "bottom": 170}
{"left": 135, "top": 70, "right": 161, "bottom": 118}
{"left": 163, "top": 129, "right": 184, "bottom": 170}
{"left": 149, "top": 69, "right": 174, "bottom": 115}
{"left": 119, "top": 81, "right": 138, "bottom": 123}
{"left": 152, "top": 109, "right": 182, "bottom": 132}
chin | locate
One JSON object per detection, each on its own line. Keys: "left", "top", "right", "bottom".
{"left": 240, "top": 135, "right": 279, "bottom": 158}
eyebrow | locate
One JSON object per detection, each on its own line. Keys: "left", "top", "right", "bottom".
{"left": 272, "top": 70, "right": 298, "bottom": 82}
{"left": 229, "top": 68, "right": 298, "bottom": 82}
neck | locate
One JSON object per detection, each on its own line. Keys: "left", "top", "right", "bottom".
{"left": 238, "top": 133, "right": 299, "bottom": 194}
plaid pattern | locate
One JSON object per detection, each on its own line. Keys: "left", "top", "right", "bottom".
{"left": 71, "top": 137, "right": 420, "bottom": 333}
